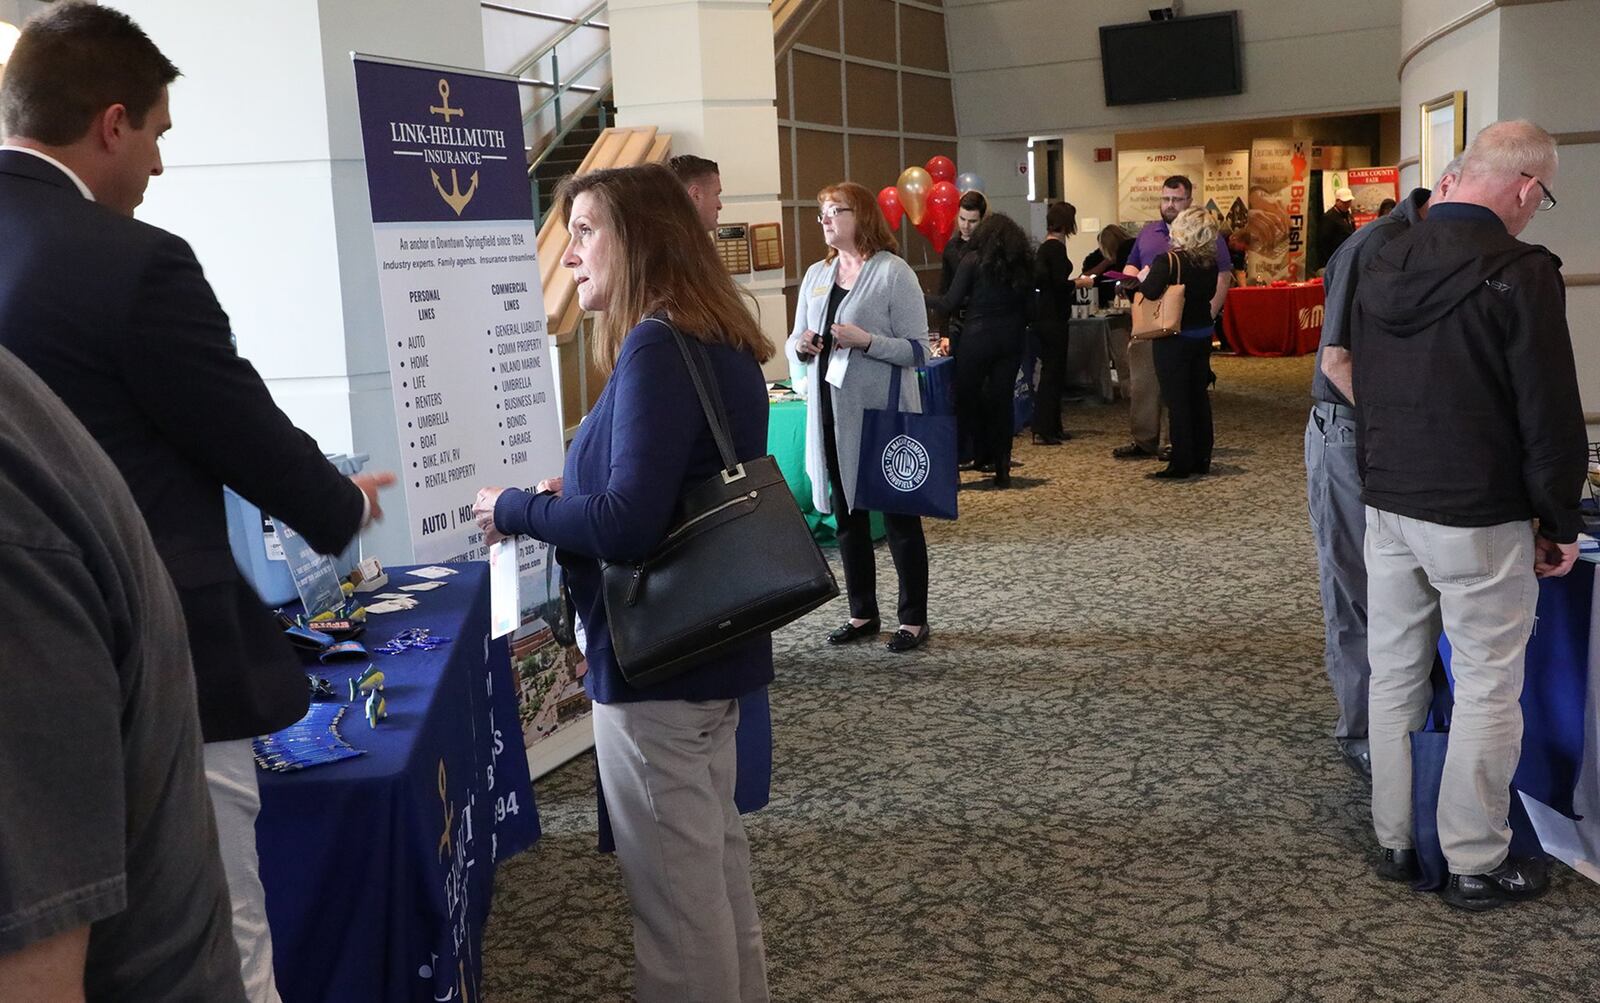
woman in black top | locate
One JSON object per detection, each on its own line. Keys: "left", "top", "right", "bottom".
{"left": 926, "top": 213, "right": 1034, "bottom": 488}
{"left": 1032, "top": 201, "right": 1077, "bottom": 445}
{"left": 1136, "top": 207, "right": 1221, "bottom": 479}
{"left": 1079, "top": 225, "right": 1133, "bottom": 307}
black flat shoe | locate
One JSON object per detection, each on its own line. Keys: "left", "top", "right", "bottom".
{"left": 885, "top": 626, "right": 930, "bottom": 653}
{"left": 827, "top": 619, "right": 880, "bottom": 645}
{"left": 1148, "top": 468, "right": 1190, "bottom": 480}
{"left": 1032, "top": 434, "right": 1062, "bottom": 446}
{"left": 1112, "top": 443, "right": 1156, "bottom": 459}
{"left": 993, "top": 470, "right": 1011, "bottom": 488}
{"left": 1375, "top": 847, "right": 1418, "bottom": 882}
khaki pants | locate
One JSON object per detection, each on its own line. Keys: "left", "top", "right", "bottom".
{"left": 593, "top": 698, "right": 769, "bottom": 1002}
{"left": 1364, "top": 509, "right": 1537, "bottom": 874}
{"left": 1126, "top": 337, "right": 1165, "bottom": 453}
{"left": 204, "top": 739, "right": 282, "bottom": 1003}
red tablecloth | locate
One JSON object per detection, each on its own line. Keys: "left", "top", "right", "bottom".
{"left": 1222, "top": 284, "right": 1324, "bottom": 357}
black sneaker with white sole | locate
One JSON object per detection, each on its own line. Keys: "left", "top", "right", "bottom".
{"left": 1440, "top": 855, "right": 1551, "bottom": 912}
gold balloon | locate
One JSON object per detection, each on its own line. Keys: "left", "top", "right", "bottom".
{"left": 896, "top": 166, "right": 932, "bottom": 226}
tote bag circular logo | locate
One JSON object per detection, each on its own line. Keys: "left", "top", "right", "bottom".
{"left": 881, "top": 434, "right": 930, "bottom": 492}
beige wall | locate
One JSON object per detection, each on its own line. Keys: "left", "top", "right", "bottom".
{"left": 945, "top": 1, "right": 1401, "bottom": 137}
{"left": 1399, "top": 0, "right": 1600, "bottom": 410}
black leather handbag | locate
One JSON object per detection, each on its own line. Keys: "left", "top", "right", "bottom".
{"left": 601, "top": 321, "right": 839, "bottom": 687}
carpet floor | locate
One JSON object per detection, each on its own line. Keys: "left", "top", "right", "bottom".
{"left": 482, "top": 353, "right": 1600, "bottom": 1002}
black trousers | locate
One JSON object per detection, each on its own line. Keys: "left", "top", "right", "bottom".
{"left": 1032, "top": 324, "right": 1069, "bottom": 439}
{"left": 1152, "top": 335, "right": 1214, "bottom": 474}
{"left": 955, "top": 332, "right": 1021, "bottom": 471}
{"left": 821, "top": 409, "right": 929, "bottom": 627}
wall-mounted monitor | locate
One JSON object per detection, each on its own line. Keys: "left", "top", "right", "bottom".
{"left": 1099, "top": 12, "right": 1243, "bottom": 107}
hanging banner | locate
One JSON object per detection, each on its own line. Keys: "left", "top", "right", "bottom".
{"left": 1324, "top": 166, "right": 1401, "bottom": 227}
{"left": 351, "top": 59, "right": 581, "bottom": 989}
{"left": 1203, "top": 150, "right": 1250, "bottom": 233}
{"left": 1117, "top": 147, "right": 1206, "bottom": 223}
{"left": 352, "top": 55, "right": 589, "bottom": 779}
{"left": 1243, "top": 138, "right": 1310, "bottom": 283}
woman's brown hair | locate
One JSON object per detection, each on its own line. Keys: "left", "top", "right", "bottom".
{"left": 555, "top": 164, "right": 773, "bottom": 374}
{"left": 816, "top": 181, "right": 897, "bottom": 262}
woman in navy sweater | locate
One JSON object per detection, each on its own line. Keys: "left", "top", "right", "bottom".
{"left": 472, "top": 164, "right": 774, "bottom": 1002}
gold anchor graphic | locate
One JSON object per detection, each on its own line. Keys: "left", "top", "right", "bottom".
{"left": 430, "top": 168, "right": 479, "bottom": 216}
{"left": 429, "top": 79, "right": 462, "bottom": 122}
{"left": 424, "top": 78, "right": 477, "bottom": 214}
{"left": 437, "top": 759, "right": 455, "bottom": 861}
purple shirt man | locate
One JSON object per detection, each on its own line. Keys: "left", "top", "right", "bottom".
{"left": 1126, "top": 218, "right": 1233, "bottom": 274}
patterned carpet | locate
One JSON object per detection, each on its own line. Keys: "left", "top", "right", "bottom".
{"left": 482, "top": 354, "right": 1600, "bottom": 1002}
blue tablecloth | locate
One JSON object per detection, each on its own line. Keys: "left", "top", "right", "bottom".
{"left": 258, "top": 564, "right": 539, "bottom": 1003}
{"left": 1439, "top": 561, "right": 1592, "bottom": 820}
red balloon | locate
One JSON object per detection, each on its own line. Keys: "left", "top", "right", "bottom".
{"left": 917, "top": 213, "right": 953, "bottom": 254}
{"left": 877, "top": 186, "right": 904, "bottom": 230}
{"left": 926, "top": 180, "right": 960, "bottom": 227}
{"left": 925, "top": 155, "right": 956, "bottom": 185}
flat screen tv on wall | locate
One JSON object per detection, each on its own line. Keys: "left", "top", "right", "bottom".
{"left": 1099, "top": 12, "right": 1243, "bottom": 106}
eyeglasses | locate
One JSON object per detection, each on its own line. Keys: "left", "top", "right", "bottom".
{"left": 816, "top": 207, "right": 853, "bottom": 222}
{"left": 1521, "top": 172, "right": 1557, "bottom": 212}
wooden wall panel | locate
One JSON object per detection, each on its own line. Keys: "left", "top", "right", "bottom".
{"left": 845, "top": 62, "right": 899, "bottom": 132}
{"left": 778, "top": 125, "right": 794, "bottom": 201}
{"left": 842, "top": 0, "right": 897, "bottom": 64}
{"left": 794, "top": 129, "right": 846, "bottom": 204}
{"left": 796, "top": 0, "right": 839, "bottom": 51}
{"left": 899, "top": 6, "right": 948, "bottom": 72}
{"left": 775, "top": 58, "right": 791, "bottom": 120}
{"left": 797, "top": 201, "right": 829, "bottom": 274}
{"left": 792, "top": 52, "right": 843, "bottom": 126}
{"left": 902, "top": 74, "right": 956, "bottom": 137}
{"left": 847, "top": 134, "right": 902, "bottom": 196}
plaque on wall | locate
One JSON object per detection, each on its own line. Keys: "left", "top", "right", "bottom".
{"left": 749, "top": 222, "right": 783, "bottom": 272}
{"left": 715, "top": 223, "right": 751, "bottom": 274}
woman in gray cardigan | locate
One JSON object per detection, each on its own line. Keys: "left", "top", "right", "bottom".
{"left": 787, "top": 181, "right": 932, "bottom": 653}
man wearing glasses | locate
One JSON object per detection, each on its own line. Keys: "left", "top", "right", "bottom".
{"left": 1350, "top": 120, "right": 1583, "bottom": 911}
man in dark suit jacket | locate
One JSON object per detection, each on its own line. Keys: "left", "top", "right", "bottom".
{"left": 0, "top": 6, "right": 394, "bottom": 999}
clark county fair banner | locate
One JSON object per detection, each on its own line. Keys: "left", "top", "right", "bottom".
{"left": 1324, "top": 166, "right": 1401, "bottom": 228}
{"left": 1245, "top": 138, "right": 1310, "bottom": 282}
{"left": 1118, "top": 147, "right": 1205, "bottom": 223}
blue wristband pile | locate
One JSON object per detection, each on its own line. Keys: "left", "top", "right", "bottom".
{"left": 374, "top": 627, "right": 451, "bottom": 656}
{"left": 253, "top": 703, "right": 363, "bottom": 772}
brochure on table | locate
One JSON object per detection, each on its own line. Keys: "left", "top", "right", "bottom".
{"left": 352, "top": 55, "right": 590, "bottom": 785}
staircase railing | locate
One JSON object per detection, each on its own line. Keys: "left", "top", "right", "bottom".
{"left": 485, "top": 1, "right": 611, "bottom": 166}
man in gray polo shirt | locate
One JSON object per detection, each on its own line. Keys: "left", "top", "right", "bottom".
{"left": 0, "top": 346, "right": 245, "bottom": 1001}
{"left": 1307, "top": 158, "right": 1459, "bottom": 779}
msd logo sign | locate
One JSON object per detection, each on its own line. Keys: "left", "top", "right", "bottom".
{"left": 1299, "top": 305, "right": 1325, "bottom": 331}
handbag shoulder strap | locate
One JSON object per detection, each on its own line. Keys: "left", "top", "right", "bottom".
{"left": 645, "top": 317, "right": 741, "bottom": 475}
{"left": 1168, "top": 250, "right": 1181, "bottom": 285}
{"left": 884, "top": 339, "right": 927, "bottom": 410}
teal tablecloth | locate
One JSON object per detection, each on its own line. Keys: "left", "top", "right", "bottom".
{"left": 768, "top": 398, "right": 884, "bottom": 546}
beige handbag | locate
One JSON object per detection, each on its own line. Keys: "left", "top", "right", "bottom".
{"left": 1130, "top": 252, "right": 1186, "bottom": 339}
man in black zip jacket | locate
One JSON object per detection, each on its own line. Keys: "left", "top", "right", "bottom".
{"left": 1350, "top": 120, "right": 1584, "bottom": 911}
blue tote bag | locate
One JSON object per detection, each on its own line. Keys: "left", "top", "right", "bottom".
{"left": 854, "top": 346, "right": 958, "bottom": 520}
{"left": 1410, "top": 661, "right": 1544, "bottom": 891}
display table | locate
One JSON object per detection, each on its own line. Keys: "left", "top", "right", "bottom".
{"left": 1439, "top": 561, "right": 1598, "bottom": 883}
{"left": 258, "top": 564, "right": 540, "bottom": 1002}
{"left": 769, "top": 397, "right": 885, "bottom": 545}
{"left": 1221, "top": 283, "right": 1324, "bottom": 357}
{"left": 1064, "top": 313, "right": 1132, "bottom": 403}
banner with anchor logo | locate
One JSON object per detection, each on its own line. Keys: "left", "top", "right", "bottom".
{"left": 351, "top": 56, "right": 564, "bottom": 621}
